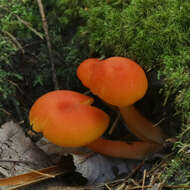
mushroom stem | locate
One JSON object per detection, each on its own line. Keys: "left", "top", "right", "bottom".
{"left": 87, "top": 138, "right": 161, "bottom": 160}
{"left": 119, "top": 105, "right": 167, "bottom": 144}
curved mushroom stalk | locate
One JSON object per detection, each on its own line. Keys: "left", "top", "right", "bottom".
{"left": 87, "top": 138, "right": 161, "bottom": 160}
{"left": 119, "top": 105, "right": 167, "bottom": 144}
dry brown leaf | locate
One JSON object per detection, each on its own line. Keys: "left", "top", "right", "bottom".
{"left": 0, "top": 165, "right": 64, "bottom": 186}
{"left": 0, "top": 163, "right": 74, "bottom": 190}
{"left": 36, "top": 139, "right": 150, "bottom": 185}
{"left": 0, "top": 122, "right": 75, "bottom": 190}
{"left": 0, "top": 121, "right": 53, "bottom": 178}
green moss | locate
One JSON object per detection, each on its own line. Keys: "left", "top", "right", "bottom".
{"left": 1, "top": 0, "right": 190, "bottom": 186}
{"left": 0, "top": 0, "right": 88, "bottom": 122}
{"left": 0, "top": 35, "right": 22, "bottom": 98}
{"left": 162, "top": 156, "right": 190, "bottom": 189}
{"left": 78, "top": 0, "right": 190, "bottom": 185}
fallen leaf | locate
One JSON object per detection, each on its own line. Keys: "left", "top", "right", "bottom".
{"left": 36, "top": 137, "right": 151, "bottom": 185}
{"left": 0, "top": 164, "right": 74, "bottom": 190}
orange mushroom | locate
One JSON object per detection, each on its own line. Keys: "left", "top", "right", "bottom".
{"left": 29, "top": 90, "right": 109, "bottom": 147}
{"left": 77, "top": 57, "right": 167, "bottom": 144}
{"left": 29, "top": 90, "right": 161, "bottom": 160}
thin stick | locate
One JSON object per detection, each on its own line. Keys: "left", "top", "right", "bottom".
{"left": 126, "top": 186, "right": 152, "bottom": 190}
{"left": 129, "top": 179, "right": 140, "bottom": 186}
{"left": 108, "top": 112, "right": 121, "bottom": 135}
{"left": 0, "top": 5, "right": 43, "bottom": 40}
{"left": 158, "top": 183, "right": 163, "bottom": 190}
{"left": 115, "top": 183, "right": 125, "bottom": 190}
{"left": 105, "top": 183, "right": 112, "bottom": 190}
{"left": 163, "top": 185, "right": 190, "bottom": 189}
{"left": 0, "top": 108, "right": 11, "bottom": 116}
{"left": 1, "top": 31, "right": 24, "bottom": 54}
{"left": 147, "top": 175, "right": 154, "bottom": 189}
{"left": 14, "top": 14, "right": 44, "bottom": 40}
{"left": 27, "top": 168, "right": 55, "bottom": 178}
{"left": 84, "top": 161, "right": 145, "bottom": 190}
{"left": 153, "top": 118, "right": 165, "bottom": 128}
{"left": 36, "top": 0, "right": 59, "bottom": 90}
{"left": 141, "top": 170, "right": 146, "bottom": 190}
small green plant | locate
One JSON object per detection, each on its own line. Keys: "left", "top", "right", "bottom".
{"left": 0, "top": 0, "right": 88, "bottom": 123}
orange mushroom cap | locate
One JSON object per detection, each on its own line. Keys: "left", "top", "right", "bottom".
{"left": 77, "top": 58, "right": 100, "bottom": 87}
{"left": 29, "top": 90, "right": 110, "bottom": 147}
{"left": 77, "top": 57, "right": 148, "bottom": 107}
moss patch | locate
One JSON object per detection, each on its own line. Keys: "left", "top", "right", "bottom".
{"left": 0, "top": 0, "right": 190, "bottom": 186}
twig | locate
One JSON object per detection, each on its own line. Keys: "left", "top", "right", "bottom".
{"left": 0, "top": 108, "right": 11, "bottom": 116}
{"left": 27, "top": 168, "right": 55, "bottom": 178}
{"left": 36, "top": 0, "right": 59, "bottom": 90}
{"left": 158, "top": 183, "right": 163, "bottom": 190}
{"left": 0, "top": 5, "right": 43, "bottom": 39}
{"left": 14, "top": 14, "right": 44, "bottom": 40}
{"left": 115, "top": 183, "right": 125, "bottom": 190}
{"left": 75, "top": 152, "right": 97, "bottom": 165}
{"left": 163, "top": 185, "right": 190, "bottom": 189}
{"left": 124, "top": 160, "right": 145, "bottom": 182}
{"left": 7, "top": 80, "right": 24, "bottom": 94}
{"left": 1, "top": 31, "right": 24, "bottom": 54}
{"left": 105, "top": 183, "right": 112, "bottom": 190}
{"left": 108, "top": 112, "right": 121, "bottom": 135}
{"left": 84, "top": 161, "right": 145, "bottom": 189}
{"left": 153, "top": 118, "right": 165, "bottom": 128}
{"left": 83, "top": 90, "right": 91, "bottom": 95}
{"left": 129, "top": 179, "right": 140, "bottom": 186}
{"left": 76, "top": 183, "right": 190, "bottom": 190}
{"left": 125, "top": 185, "right": 152, "bottom": 190}
{"left": 124, "top": 184, "right": 190, "bottom": 190}
{"left": 147, "top": 175, "right": 155, "bottom": 189}
{"left": 146, "top": 159, "right": 167, "bottom": 177}
{"left": 141, "top": 170, "right": 146, "bottom": 190}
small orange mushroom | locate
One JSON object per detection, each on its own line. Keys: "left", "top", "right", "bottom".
{"left": 77, "top": 57, "right": 167, "bottom": 144}
{"left": 29, "top": 90, "right": 109, "bottom": 147}
{"left": 29, "top": 90, "right": 161, "bottom": 160}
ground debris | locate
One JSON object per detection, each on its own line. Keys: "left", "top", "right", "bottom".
{"left": 0, "top": 121, "right": 176, "bottom": 190}
{"left": 36, "top": 138, "right": 152, "bottom": 185}
{"left": 0, "top": 121, "right": 74, "bottom": 190}
{"left": 0, "top": 121, "right": 51, "bottom": 177}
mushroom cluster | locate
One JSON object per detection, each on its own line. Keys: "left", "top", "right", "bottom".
{"left": 77, "top": 57, "right": 167, "bottom": 144}
{"left": 29, "top": 57, "right": 167, "bottom": 160}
